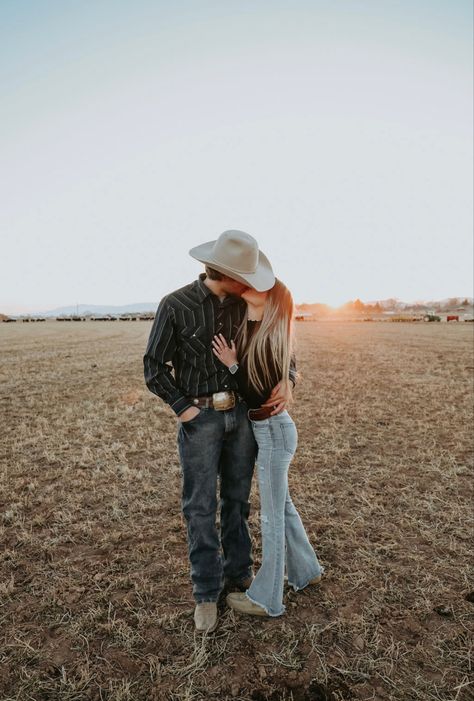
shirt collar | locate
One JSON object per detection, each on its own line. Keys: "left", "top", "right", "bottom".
{"left": 195, "top": 272, "right": 212, "bottom": 302}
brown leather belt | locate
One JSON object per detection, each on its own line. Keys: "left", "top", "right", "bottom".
{"left": 191, "top": 390, "right": 242, "bottom": 411}
{"left": 247, "top": 405, "right": 275, "bottom": 421}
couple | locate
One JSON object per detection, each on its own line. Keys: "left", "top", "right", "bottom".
{"left": 143, "top": 230, "right": 325, "bottom": 632}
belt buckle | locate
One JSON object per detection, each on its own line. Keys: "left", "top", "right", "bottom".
{"left": 212, "top": 391, "right": 235, "bottom": 411}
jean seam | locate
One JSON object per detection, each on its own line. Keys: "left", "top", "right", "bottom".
{"left": 245, "top": 590, "right": 285, "bottom": 617}
{"left": 264, "top": 440, "right": 283, "bottom": 609}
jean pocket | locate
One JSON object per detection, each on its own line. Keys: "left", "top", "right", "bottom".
{"left": 280, "top": 422, "right": 297, "bottom": 454}
{"left": 179, "top": 408, "right": 206, "bottom": 426}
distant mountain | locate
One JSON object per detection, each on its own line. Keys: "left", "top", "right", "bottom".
{"left": 22, "top": 303, "right": 158, "bottom": 318}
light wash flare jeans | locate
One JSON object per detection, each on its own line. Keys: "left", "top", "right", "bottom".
{"left": 245, "top": 409, "right": 325, "bottom": 616}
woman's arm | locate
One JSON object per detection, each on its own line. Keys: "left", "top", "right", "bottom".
{"left": 261, "top": 353, "right": 296, "bottom": 415}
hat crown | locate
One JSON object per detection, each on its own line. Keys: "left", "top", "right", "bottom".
{"left": 212, "top": 230, "right": 259, "bottom": 274}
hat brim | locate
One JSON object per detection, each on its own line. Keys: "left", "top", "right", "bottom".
{"left": 189, "top": 240, "right": 275, "bottom": 292}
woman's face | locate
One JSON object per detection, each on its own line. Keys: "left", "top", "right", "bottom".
{"left": 241, "top": 287, "right": 268, "bottom": 306}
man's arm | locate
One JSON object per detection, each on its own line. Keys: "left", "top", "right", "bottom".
{"left": 143, "top": 296, "right": 194, "bottom": 417}
{"left": 289, "top": 351, "right": 297, "bottom": 388}
{"left": 261, "top": 351, "right": 297, "bottom": 414}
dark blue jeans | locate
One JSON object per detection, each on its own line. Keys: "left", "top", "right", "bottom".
{"left": 177, "top": 399, "right": 258, "bottom": 603}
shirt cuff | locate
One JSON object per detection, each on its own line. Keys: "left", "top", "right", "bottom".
{"left": 169, "top": 394, "right": 195, "bottom": 417}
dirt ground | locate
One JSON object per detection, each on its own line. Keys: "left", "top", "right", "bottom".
{"left": 1, "top": 319, "right": 473, "bottom": 701}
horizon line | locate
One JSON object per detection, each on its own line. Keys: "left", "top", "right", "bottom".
{"left": 2, "top": 294, "right": 473, "bottom": 316}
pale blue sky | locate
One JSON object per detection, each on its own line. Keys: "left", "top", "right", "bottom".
{"left": 1, "top": 0, "right": 472, "bottom": 312}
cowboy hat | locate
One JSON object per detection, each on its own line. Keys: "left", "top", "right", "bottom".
{"left": 189, "top": 230, "right": 275, "bottom": 292}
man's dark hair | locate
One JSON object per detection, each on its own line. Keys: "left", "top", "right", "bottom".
{"left": 205, "top": 265, "right": 225, "bottom": 281}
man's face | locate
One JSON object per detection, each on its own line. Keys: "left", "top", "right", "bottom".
{"left": 221, "top": 277, "right": 250, "bottom": 297}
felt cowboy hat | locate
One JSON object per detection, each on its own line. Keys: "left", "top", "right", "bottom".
{"left": 189, "top": 230, "right": 275, "bottom": 292}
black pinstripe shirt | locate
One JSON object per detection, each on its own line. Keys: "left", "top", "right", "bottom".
{"left": 143, "top": 273, "right": 296, "bottom": 416}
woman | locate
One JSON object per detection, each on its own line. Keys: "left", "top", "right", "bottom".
{"left": 211, "top": 279, "right": 325, "bottom": 617}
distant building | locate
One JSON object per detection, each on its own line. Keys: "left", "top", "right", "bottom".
{"left": 294, "top": 310, "right": 314, "bottom": 321}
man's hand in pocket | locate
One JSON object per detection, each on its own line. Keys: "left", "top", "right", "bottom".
{"left": 179, "top": 406, "right": 201, "bottom": 422}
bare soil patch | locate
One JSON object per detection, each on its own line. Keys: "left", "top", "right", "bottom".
{"left": 1, "top": 320, "right": 473, "bottom": 700}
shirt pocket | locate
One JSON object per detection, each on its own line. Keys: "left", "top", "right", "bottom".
{"left": 177, "top": 325, "right": 208, "bottom": 359}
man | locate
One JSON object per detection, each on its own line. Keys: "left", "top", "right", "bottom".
{"left": 143, "top": 230, "right": 295, "bottom": 632}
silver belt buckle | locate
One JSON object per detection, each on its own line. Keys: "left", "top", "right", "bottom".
{"left": 212, "top": 391, "right": 235, "bottom": 411}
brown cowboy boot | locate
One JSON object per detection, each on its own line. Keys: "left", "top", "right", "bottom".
{"left": 224, "top": 571, "right": 254, "bottom": 592}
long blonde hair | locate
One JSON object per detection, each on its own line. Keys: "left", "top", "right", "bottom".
{"left": 235, "top": 279, "right": 296, "bottom": 396}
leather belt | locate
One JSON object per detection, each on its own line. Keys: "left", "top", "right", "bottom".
{"left": 191, "top": 390, "right": 242, "bottom": 411}
{"left": 248, "top": 405, "right": 275, "bottom": 421}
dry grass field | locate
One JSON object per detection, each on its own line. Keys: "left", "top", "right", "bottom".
{"left": 1, "top": 319, "right": 473, "bottom": 701}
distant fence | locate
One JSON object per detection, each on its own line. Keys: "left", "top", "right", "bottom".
{"left": 3, "top": 313, "right": 474, "bottom": 324}
{"left": 2, "top": 315, "right": 156, "bottom": 322}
